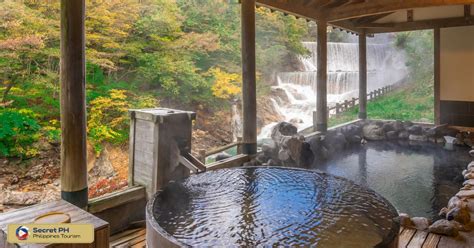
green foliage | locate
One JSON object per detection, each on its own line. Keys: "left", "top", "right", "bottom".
{"left": 0, "top": 109, "right": 41, "bottom": 158}
{"left": 395, "top": 30, "right": 434, "bottom": 82}
{"left": 1, "top": 0, "right": 312, "bottom": 158}
{"left": 88, "top": 89, "right": 131, "bottom": 153}
{"left": 329, "top": 78, "right": 435, "bottom": 127}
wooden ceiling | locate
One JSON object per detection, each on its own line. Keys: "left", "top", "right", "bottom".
{"left": 255, "top": 0, "right": 474, "bottom": 34}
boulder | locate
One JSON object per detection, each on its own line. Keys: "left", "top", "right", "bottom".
{"left": 409, "top": 134, "right": 428, "bottom": 142}
{"left": 457, "top": 189, "right": 474, "bottom": 198}
{"left": 215, "top": 153, "right": 232, "bottom": 162}
{"left": 386, "top": 131, "right": 399, "bottom": 140}
{"left": 403, "top": 121, "right": 414, "bottom": 128}
{"left": 470, "top": 150, "right": 474, "bottom": 157}
{"left": 464, "top": 173, "right": 474, "bottom": 181}
{"left": 398, "top": 131, "right": 410, "bottom": 140}
{"left": 439, "top": 207, "right": 449, "bottom": 219}
{"left": 411, "top": 217, "right": 431, "bottom": 231}
{"left": 398, "top": 213, "right": 413, "bottom": 227}
{"left": 255, "top": 154, "right": 270, "bottom": 165}
{"left": 322, "top": 131, "right": 347, "bottom": 153}
{"left": 382, "top": 122, "right": 395, "bottom": 132}
{"left": 1, "top": 191, "right": 42, "bottom": 206}
{"left": 262, "top": 140, "right": 278, "bottom": 158}
{"left": 468, "top": 161, "right": 474, "bottom": 170}
{"left": 341, "top": 124, "right": 363, "bottom": 143}
{"left": 271, "top": 122, "right": 297, "bottom": 142}
{"left": 307, "top": 135, "right": 324, "bottom": 156}
{"left": 393, "top": 120, "right": 405, "bottom": 132}
{"left": 407, "top": 125, "right": 423, "bottom": 135}
{"left": 447, "top": 207, "right": 470, "bottom": 225}
{"left": 428, "top": 220, "right": 459, "bottom": 237}
{"left": 286, "top": 136, "right": 305, "bottom": 162}
{"left": 448, "top": 196, "right": 463, "bottom": 209}
{"left": 362, "top": 124, "right": 385, "bottom": 141}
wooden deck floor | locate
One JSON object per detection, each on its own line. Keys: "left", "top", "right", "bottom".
{"left": 110, "top": 228, "right": 146, "bottom": 248}
{"left": 109, "top": 227, "right": 474, "bottom": 248}
{"left": 399, "top": 227, "right": 474, "bottom": 248}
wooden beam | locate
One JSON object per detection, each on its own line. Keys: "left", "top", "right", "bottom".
{"left": 362, "top": 16, "right": 474, "bottom": 33}
{"left": 257, "top": 0, "right": 321, "bottom": 21}
{"left": 241, "top": 0, "right": 257, "bottom": 155}
{"left": 407, "top": 9, "right": 414, "bottom": 22}
{"left": 358, "top": 30, "right": 367, "bottom": 120}
{"left": 323, "top": 0, "right": 474, "bottom": 21}
{"left": 88, "top": 186, "right": 146, "bottom": 214}
{"left": 315, "top": 20, "right": 328, "bottom": 132}
{"left": 465, "top": 5, "right": 472, "bottom": 17}
{"left": 206, "top": 154, "right": 251, "bottom": 171}
{"left": 434, "top": 28, "right": 441, "bottom": 125}
{"left": 60, "top": 0, "right": 88, "bottom": 208}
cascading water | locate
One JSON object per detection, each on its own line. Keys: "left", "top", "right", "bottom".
{"left": 258, "top": 41, "right": 408, "bottom": 139}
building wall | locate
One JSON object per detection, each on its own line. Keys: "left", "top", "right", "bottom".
{"left": 440, "top": 25, "right": 474, "bottom": 127}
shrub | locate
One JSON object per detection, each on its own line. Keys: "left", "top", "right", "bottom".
{"left": 0, "top": 109, "right": 41, "bottom": 158}
{"left": 87, "top": 89, "right": 131, "bottom": 154}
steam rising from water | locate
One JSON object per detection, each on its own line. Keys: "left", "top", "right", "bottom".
{"left": 258, "top": 42, "right": 408, "bottom": 139}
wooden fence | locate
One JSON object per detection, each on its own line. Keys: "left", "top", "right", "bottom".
{"left": 328, "top": 85, "right": 394, "bottom": 115}
{"left": 202, "top": 85, "right": 396, "bottom": 158}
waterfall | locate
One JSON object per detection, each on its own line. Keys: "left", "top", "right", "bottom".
{"left": 231, "top": 101, "right": 243, "bottom": 142}
{"left": 258, "top": 41, "right": 408, "bottom": 139}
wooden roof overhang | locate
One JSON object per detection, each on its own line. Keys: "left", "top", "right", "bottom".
{"left": 255, "top": 0, "right": 474, "bottom": 34}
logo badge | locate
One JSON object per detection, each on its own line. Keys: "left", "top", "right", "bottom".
{"left": 15, "top": 226, "right": 29, "bottom": 240}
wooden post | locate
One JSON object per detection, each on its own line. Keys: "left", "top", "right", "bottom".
{"left": 358, "top": 31, "right": 367, "bottom": 119}
{"left": 60, "top": 0, "right": 87, "bottom": 208}
{"left": 336, "top": 103, "right": 340, "bottom": 114}
{"left": 315, "top": 20, "right": 328, "bottom": 132}
{"left": 434, "top": 28, "right": 441, "bottom": 125}
{"left": 241, "top": 0, "right": 257, "bottom": 154}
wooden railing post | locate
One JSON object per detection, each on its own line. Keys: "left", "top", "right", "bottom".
{"left": 241, "top": 0, "right": 257, "bottom": 155}
{"left": 60, "top": 0, "right": 88, "bottom": 208}
{"left": 315, "top": 19, "right": 328, "bottom": 132}
{"left": 358, "top": 31, "right": 367, "bottom": 119}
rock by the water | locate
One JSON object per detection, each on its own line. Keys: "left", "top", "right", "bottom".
{"left": 398, "top": 131, "right": 410, "bottom": 140}
{"left": 439, "top": 207, "right": 449, "bottom": 219}
{"left": 382, "top": 122, "right": 395, "bottom": 132}
{"left": 448, "top": 196, "right": 463, "bottom": 209}
{"left": 464, "top": 173, "right": 474, "bottom": 180}
{"left": 407, "top": 125, "right": 423, "bottom": 135}
{"left": 322, "top": 132, "right": 347, "bottom": 152}
{"left": 262, "top": 140, "right": 277, "bottom": 157}
{"left": 409, "top": 134, "right": 428, "bottom": 142}
{"left": 429, "top": 220, "right": 459, "bottom": 237}
{"left": 398, "top": 213, "right": 413, "bottom": 227}
{"left": 447, "top": 206, "right": 470, "bottom": 225}
{"left": 386, "top": 131, "right": 398, "bottom": 140}
{"left": 362, "top": 124, "right": 385, "bottom": 141}
{"left": 457, "top": 189, "right": 474, "bottom": 198}
{"left": 393, "top": 121, "right": 405, "bottom": 132}
{"left": 255, "top": 154, "right": 269, "bottom": 165}
{"left": 403, "top": 121, "right": 414, "bottom": 128}
{"left": 411, "top": 217, "right": 431, "bottom": 231}
{"left": 215, "top": 153, "right": 232, "bottom": 162}
{"left": 468, "top": 161, "right": 474, "bottom": 170}
{"left": 307, "top": 136, "right": 323, "bottom": 155}
{"left": 271, "top": 122, "right": 297, "bottom": 142}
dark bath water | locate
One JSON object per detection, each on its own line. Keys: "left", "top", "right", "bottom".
{"left": 153, "top": 167, "right": 399, "bottom": 247}
{"left": 313, "top": 141, "right": 471, "bottom": 219}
